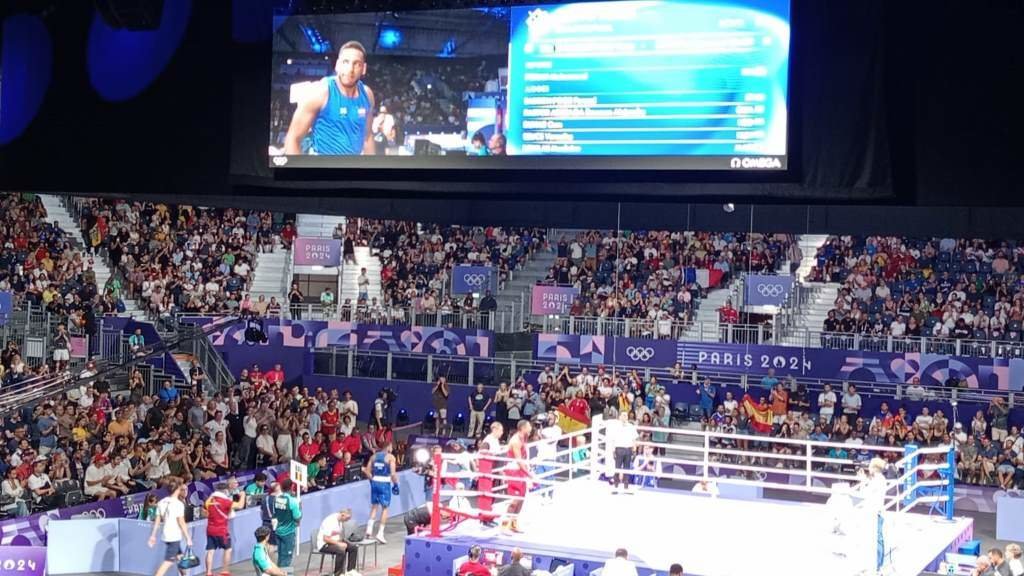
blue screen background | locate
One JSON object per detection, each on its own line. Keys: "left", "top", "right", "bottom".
{"left": 506, "top": 0, "right": 790, "bottom": 157}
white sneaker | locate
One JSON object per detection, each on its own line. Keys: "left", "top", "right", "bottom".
{"left": 375, "top": 531, "right": 387, "bottom": 544}
{"left": 349, "top": 571, "right": 363, "bottom": 576}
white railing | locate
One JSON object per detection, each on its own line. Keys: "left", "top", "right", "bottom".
{"left": 428, "top": 414, "right": 955, "bottom": 540}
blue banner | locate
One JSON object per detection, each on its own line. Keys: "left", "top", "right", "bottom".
{"left": 452, "top": 265, "right": 494, "bottom": 294}
{"left": 0, "top": 291, "right": 11, "bottom": 326}
{"left": 745, "top": 274, "right": 794, "bottom": 307}
{"left": 534, "top": 334, "right": 1024, "bottom": 391}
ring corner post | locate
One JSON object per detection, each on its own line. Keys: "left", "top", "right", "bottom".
{"left": 429, "top": 450, "right": 443, "bottom": 538}
{"left": 945, "top": 444, "right": 956, "bottom": 521}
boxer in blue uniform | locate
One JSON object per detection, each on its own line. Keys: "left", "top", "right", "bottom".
{"left": 363, "top": 440, "right": 398, "bottom": 543}
{"left": 284, "top": 41, "right": 376, "bottom": 156}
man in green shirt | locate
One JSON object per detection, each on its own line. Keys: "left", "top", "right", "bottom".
{"left": 252, "top": 526, "right": 287, "bottom": 576}
{"left": 245, "top": 473, "right": 267, "bottom": 498}
{"left": 273, "top": 479, "right": 302, "bottom": 567}
{"left": 308, "top": 454, "right": 327, "bottom": 490}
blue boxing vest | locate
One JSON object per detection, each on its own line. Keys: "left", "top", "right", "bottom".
{"left": 311, "top": 76, "right": 370, "bottom": 156}
{"left": 371, "top": 451, "right": 390, "bottom": 483}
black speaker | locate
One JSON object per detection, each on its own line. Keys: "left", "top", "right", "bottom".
{"left": 94, "top": 0, "right": 165, "bottom": 30}
{"left": 343, "top": 463, "right": 363, "bottom": 483}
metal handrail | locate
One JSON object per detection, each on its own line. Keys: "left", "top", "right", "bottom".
{"left": 282, "top": 303, "right": 514, "bottom": 331}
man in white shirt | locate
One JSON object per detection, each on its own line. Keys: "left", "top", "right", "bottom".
{"left": 316, "top": 508, "right": 359, "bottom": 576}
{"left": 147, "top": 444, "right": 172, "bottom": 485}
{"left": 84, "top": 455, "right": 119, "bottom": 500}
{"left": 603, "top": 549, "right": 639, "bottom": 576}
{"left": 205, "top": 410, "right": 229, "bottom": 439}
{"left": 340, "top": 391, "right": 359, "bottom": 422}
{"left": 148, "top": 480, "right": 191, "bottom": 576}
{"left": 905, "top": 377, "right": 927, "bottom": 401}
{"left": 818, "top": 384, "right": 837, "bottom": 423}
{"left": 607, "top": 412, "right": 639, "bottom": 494}
{"left": 841, "top": 385, "right": 862, "bottom": 419}
{"left": 27, "top": 460, "right": 57, "bottom": 507}
{"left": 914, "top": 407, "right": 934, "bottom": 429}
{"left": 357, "top": 268, "right": 370, "bottom": 301}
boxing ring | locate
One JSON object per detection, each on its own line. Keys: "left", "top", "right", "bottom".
{"left": 405, "top": 417, "right": 971, "bottom": 576}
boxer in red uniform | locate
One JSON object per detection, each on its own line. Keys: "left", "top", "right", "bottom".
{"left": 476, "top": 422, "right": 503, "bottom": 527}
{"left": 503, "top": 420, "right": 533, "bottom": 533}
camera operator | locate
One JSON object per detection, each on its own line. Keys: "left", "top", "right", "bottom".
{"left": 374, "top": 388, "right": 396, "bottom": 428}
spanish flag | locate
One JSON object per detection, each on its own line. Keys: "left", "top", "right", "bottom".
{"left": 742, "top": 394, "right": 773, "bottom": 434}
{"left": 557, "top": 398, "right": 591, "bottom": 434}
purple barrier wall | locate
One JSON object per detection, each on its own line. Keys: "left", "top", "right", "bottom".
{"left": 0, "top": 464, "right": 286, "bottom": 547}
{"left": 534, "top": 334, "right": 1024, "bottom": 391}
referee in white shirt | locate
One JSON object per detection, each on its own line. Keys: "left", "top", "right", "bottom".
{"left": 608, "top": 412, "right": 639, "bottom": 494}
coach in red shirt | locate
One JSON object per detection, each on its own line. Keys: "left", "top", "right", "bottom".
{"left": 204, "top": 481, "right": 243, "bottom": 575}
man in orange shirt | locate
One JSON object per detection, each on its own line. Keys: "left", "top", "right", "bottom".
{"left": 770, "top": 383, "right": 789, "bottom": 425}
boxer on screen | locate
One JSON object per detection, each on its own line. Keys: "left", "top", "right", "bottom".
{"left": 284, "top": 41, "right": 376, "bottom": 156}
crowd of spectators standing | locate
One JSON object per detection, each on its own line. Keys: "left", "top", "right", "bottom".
{"left": 73, "top": 197, "right": 293, "bottom": 319}
{"left": 542, "top": 230, "right": 797, "bottom": 324}
{"left": 0, "top": 354, "right": 400, "bottom": 518}
{"left": 808, "top": 236, "right": 1024, "bottom": 343}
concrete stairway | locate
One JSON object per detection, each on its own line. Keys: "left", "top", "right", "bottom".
{"left": 250, "top": 249, "right": 290, "bottom": 301}
{"left": 296, "top": 213, "right": 346, "bottom": 239}
{"left": 680, "top": 278, "right": 741, "bottom": 342}
{"left": 38, "top": 195, "right": 143, "bottom": 317}
{"left": 786, "top": 234, "right": 839, "bottom": 338}
{"left": 794, "top": 234, "right": 831, "bottom": 282}
{"left": 340, "top": 246, "right": 382, "bottom": 304}
{"left": 495, "top": 249, "right": 556, "bottom": 322}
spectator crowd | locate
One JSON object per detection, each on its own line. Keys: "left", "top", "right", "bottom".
{"left": 808, "top": 236, "right": 1024, "bottom": 344}
{"left": 540, "top": 230, "right": 796, "bottom": 326}
{"left": 72, "top": 197, "right": 292, "bottom": 319}
{"left": 295, "top": 219, "right": 547, "bottom": 323}
{"left": 0, "top": 352, "right": 401, "bottom": 519}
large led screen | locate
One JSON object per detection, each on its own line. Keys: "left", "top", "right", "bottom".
{"left": 269, "top": 0, "right": 790, "bottom": 171}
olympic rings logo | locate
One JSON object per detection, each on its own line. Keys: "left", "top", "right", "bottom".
{"left": 70, "top": 509, "right": 107, "bottom": 519}
{"left": 625, "top": 346, "right": 656, "bottom": 362}
{"left": 756, "top": 284, "right": 786, "bottom": 297}
{"left": 462, "top": 274, "right": 488, "bottom": 287}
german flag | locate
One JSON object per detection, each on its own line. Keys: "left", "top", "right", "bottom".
{"left": 742, "top": 393, "right": 773, "bottom": 434}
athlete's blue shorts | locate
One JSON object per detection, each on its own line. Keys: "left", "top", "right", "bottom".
{"left": 371, "top": 482, "right": 392, "bottom": 507}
